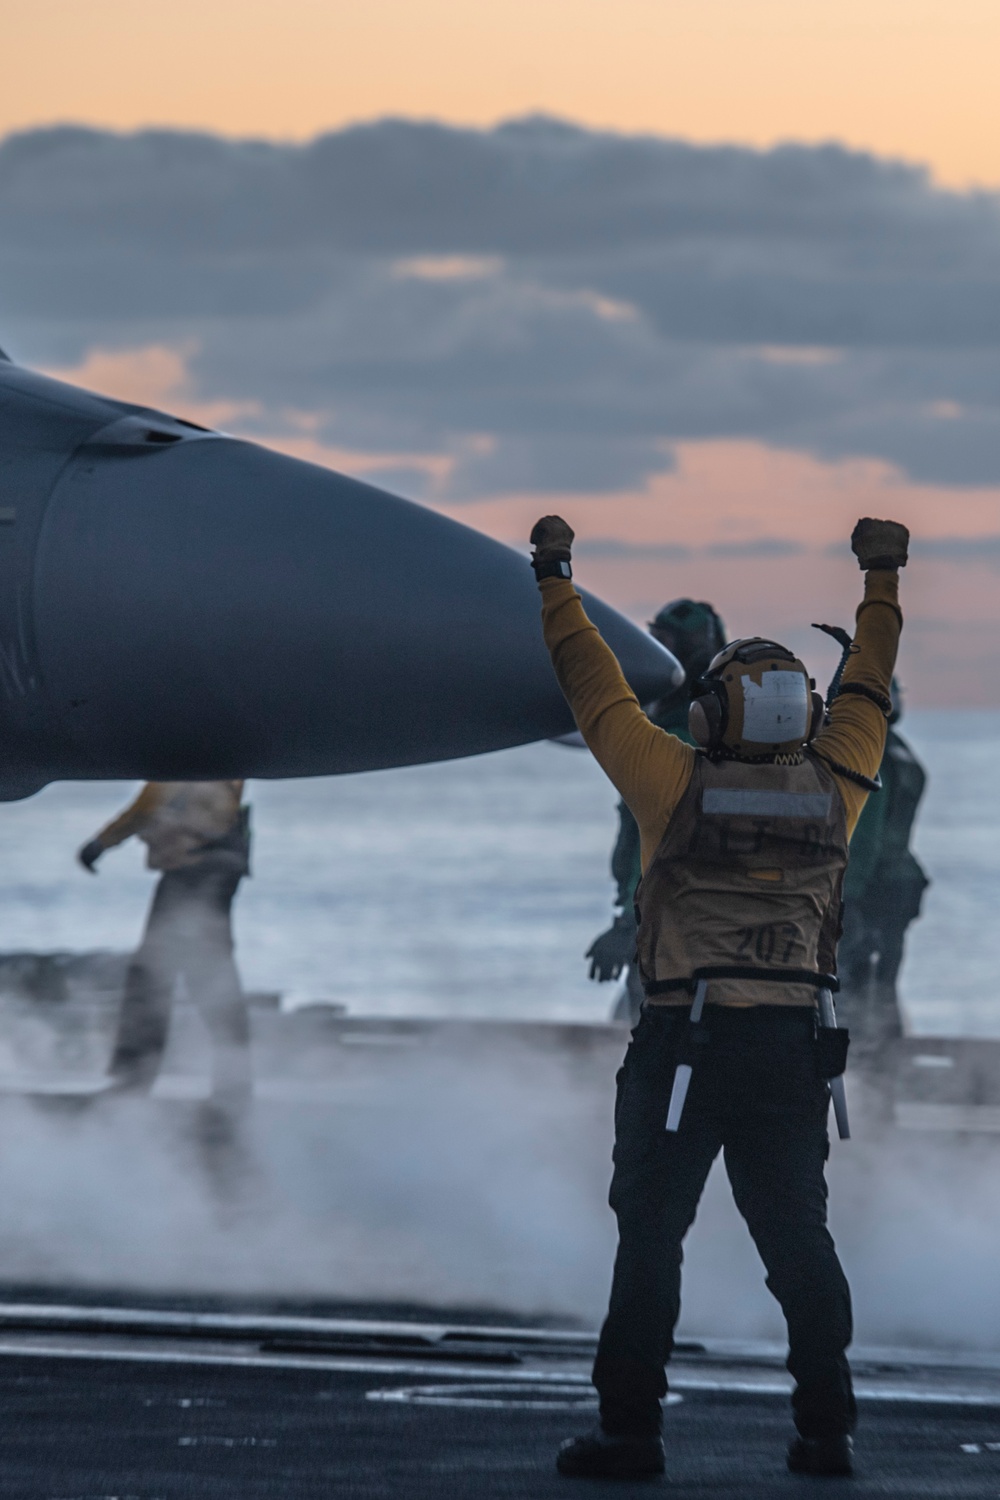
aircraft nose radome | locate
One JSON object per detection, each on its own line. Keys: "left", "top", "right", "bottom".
{"left": 32, "top": 433, "right": 680, "bottom": 779}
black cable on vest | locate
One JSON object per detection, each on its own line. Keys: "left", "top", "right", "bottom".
{"left": 836, "top": 681, "right": 892, "bottom": 716}
{"left": 811, "top": 622, "right": 857, "bottom": 709}
{"left": 808, "top": 748, "right": 881, "bottom": 794}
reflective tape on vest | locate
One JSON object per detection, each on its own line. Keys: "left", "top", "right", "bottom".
{"left": 701, "top": 789, "right": 833, "bottom": 818}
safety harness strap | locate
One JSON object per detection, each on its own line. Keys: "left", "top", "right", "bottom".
{"left": 645, "top": 965, "right": 839, "bottom": 997}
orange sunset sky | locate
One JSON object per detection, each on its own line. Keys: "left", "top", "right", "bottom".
{"left": 4, "top": 0, "right": 999, "bottom": 188}
{"left": 4, "top": 0, "right": 1000, "bottom": 703}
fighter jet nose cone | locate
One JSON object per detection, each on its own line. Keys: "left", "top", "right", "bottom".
{"left": 0, "top": 360, "right": 679, "bottom": 790}
{"left": 21, "top": 420, "right": 679, "bottom": 783}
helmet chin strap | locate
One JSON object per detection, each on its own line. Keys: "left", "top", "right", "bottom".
{"left": 714, "top": 744, "right": 806, "bottom": 767}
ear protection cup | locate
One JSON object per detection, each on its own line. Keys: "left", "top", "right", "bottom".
{"left": 808, "top": 690, "right": 825, "bottom": 743}
{"left": 688, "top": 684, "right": 726, "bottom": 749}
{"left": 688, "top": 698, "right": 712, "bottom": 747}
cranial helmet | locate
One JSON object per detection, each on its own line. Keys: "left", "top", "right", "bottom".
{"left": 688, "top": 638, "right": 824, "bottom": 758}
{"left": 648, "top": 599, "right": 727, "bottom": 683}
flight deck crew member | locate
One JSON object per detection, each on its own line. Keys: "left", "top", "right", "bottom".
{"left": 78, "top": 782, "right": 252, "bottom": 1104}
{"left": 836, "top": 680, "right": 928, "bottom": 1058}
{"left": 587, "top": 600, "right": 727, "bottom": 1026}
{"left": 530, "top": 515, "right": 908, "bottom": 1480}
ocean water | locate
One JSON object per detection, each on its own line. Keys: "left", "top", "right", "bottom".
{"left": 1, "top": 711, "right": 1000, "bottom": 1339}
{"left": 0, "top": 710, "right": 995, "bottom": 1035}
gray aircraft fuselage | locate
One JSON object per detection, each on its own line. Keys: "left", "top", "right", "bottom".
{"left": 0, "top": 351, "right": 680, "bottom": 799}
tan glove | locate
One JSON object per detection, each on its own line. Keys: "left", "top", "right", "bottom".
{"left": 851, "top": 517, "right": 909, "bottom": 571}
{"left": 529, "top": 515, "right": 575, "bottom": 577}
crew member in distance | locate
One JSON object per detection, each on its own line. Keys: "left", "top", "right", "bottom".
{"left": 78, "top": 781, "right": 252, "bottom": 1106}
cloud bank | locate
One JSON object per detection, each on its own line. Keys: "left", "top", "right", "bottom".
{"left": 2, "top": 117, "right": 1000, "bottom": 496}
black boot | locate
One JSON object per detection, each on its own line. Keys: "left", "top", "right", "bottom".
{"left": 557, "top": 1427, "right": 665, "bottom": 1479}
{"left": 787, "top": 1434, "right": 854, "bottom": 1477}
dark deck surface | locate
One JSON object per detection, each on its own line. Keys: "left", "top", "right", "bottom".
{"left": 3, "top": 1342, "right": 1000, "bottom": 1498}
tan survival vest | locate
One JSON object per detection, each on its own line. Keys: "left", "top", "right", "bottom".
{"left": 636, "top": 752, "right": 849, "bottom": 1008}
{"left": 140, "top": 782, "right": 246, "bottom": 873}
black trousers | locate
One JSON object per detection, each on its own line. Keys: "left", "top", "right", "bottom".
{"left": 593, "top": 1005, "right": 855, "bottom": 1441}
{"left": 109, "top": 866, "right": 250, "bottom": 1102}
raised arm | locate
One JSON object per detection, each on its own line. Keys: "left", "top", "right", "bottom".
{"left": 812, "top": 518, "right": 908, "bottom": 836}
{"left": 531, "top": 517, "right": 696, "bottom": 867}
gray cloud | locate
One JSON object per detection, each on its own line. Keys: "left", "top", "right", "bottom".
{"left": 913, "top": 535, "right": 1000, "bottom": 561}
{"left": 577, "top": 537, "right": 805, "bottom": 561}
{"left": 1, "top": 118, "right": 1000, "bottom": 495}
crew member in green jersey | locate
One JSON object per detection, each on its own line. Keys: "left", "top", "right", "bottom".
{"left": 586, "top": 599, "right": 726, "bottom": 1025}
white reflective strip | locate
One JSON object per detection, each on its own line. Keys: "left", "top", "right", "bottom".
{"left": 830, "top": 1074, "right": 851, "bottom": 1140}
{"left": 702, "top": 789, "right": 832, "bottom": 818}
{"left": 665, "top": 1064, "right": 692, "bottom": 1132}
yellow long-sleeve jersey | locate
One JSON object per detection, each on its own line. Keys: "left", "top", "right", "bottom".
{"left": 539, "top": 570, "right": 902, "bottom": 876}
